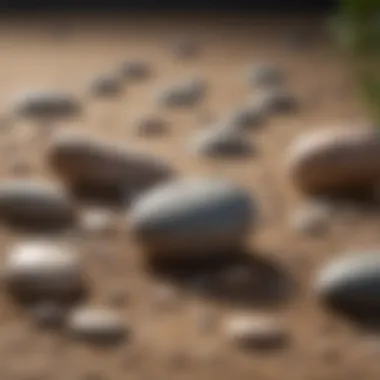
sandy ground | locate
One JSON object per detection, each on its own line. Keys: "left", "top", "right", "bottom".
{"left": 0, "top": 12, "right": 378, "bottom": 380}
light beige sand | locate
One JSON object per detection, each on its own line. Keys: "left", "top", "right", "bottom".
{"left": 0, "top": 13, "right": 377, "bottom": 380}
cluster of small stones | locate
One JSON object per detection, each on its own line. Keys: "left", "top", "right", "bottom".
{"left": 0, "top": 34, "right": 379, "bottom": 369}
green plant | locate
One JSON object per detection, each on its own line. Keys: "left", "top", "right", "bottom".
{"left": 333, "top": 0, "right": 380, "bottom": 123}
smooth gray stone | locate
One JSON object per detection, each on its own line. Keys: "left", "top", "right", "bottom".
{"left": 130, "top": 177, "right": 256, "bottom": 259}
{"left": 157, "top": 77, "right": 206, "bottom": 107}
{"left": 251, "top": 88, "right": 297, "bottom": 115}
{"left": 89, "top": 74, "right": 123, "bottom": 97}
{"left": 315, "top": 252, "right": 380, "bottom": 313}
{"left": 227, "top": 105, "right": 263, "bottom": 130}
{"left": 0, "top": 179, "right": 75, "bottom": 226}
{"left": 4, "top": 240, "right": 84, "bottom": 300}
{"left": 13, "top": 91, "right": 81, "bottom": 119}
{"left": 191, "top": 128, "right": 254, "bottom": 157}
{"left": 67, "top": 307, "right": 128, "bottom": 344}
{"left": 248, "top": 64, "right": 284, "bottom": 87}
{"left": 120, "top": 60, "right": 151, "bottom": 81}
{"left": 48, "top": 130, "right": 175, "bottom": 194}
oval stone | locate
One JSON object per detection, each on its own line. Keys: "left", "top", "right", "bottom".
{"left": 4, "top": 240, "right": 84, "bottom": 300}
{"left": 224, "top": 314, "right": 289, "bottom": 351}
{"left": 0, "top": 179, "right": 75, "bottom": 227}
{"left": 67, "top": 307, "right": 127, "bottom": 344}
{"left": 12, "top": 91, "right": 81, "bottom": 119}
{"left": 47, "top": 130, "right": 174, "bottom": 194}
{"left": 157, "top": 77, "right": 206, "bottom": 107}
{"left": 190, "top": 128, "right": 253, "bottom": 157}
{"left": 315, "top": 251, "right": 380, "bottom": 314}
{"left": 130, "top": 178, "right": 256, "bottom": 259}
{"left": 88, "top": 74, "right": 123, "bottom": 97}
{"left": 286, "top": 126, "right": 380, "bottom": 195}
{"left": 120, "top": 60, "right": 150, "bottom": 81}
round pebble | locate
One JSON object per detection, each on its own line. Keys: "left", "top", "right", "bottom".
{"left": 226, "top": 105, "right": 263, "bottom": 131}
{"left": 0, "top": 179, "right": 75, "bottom": 227}
{"left": 286, "top": 126, "right": 380, "bottom": 195}
{"left": 130, "top": 177, "right": 256, "bottom": 259}
{"left": 88, "top": 74, "right": 123, "bottom": 97}
{"left": 224, "top": 314, "right": 289, "bottom": 351}
{"left": 67, "top": 307, "right": 128, "bottom": 344}
{"left": 251, "top": 88, "right": 297, "bottom": 115}
{"left": 12, "top": 91, "right": 81, "bottom": 119}
{"left": 4, "top": 240, "right": 84, "bottom": 300}
{"left": 120, "top": 60, "right": 150, "bottom": 81}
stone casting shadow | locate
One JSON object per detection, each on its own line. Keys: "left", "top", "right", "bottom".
{"left": 146, "top": 248, "right": 296, "bottom": 309}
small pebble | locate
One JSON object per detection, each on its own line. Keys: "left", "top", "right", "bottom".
{"left": 248, "top": 64, "right": 284, "bottom": 87}
{"left": 190, "top": 127, "right": 254, "bottom": 157}
{"left": 132, "top": 115, "right": 169, "bottom": 137}
{"left": 67, "top": 307, "right": 128, "bottom": 344}
{"left": 227, "top": 105, "right": 263, "bottom": 131}
{"left": 224, "top": 314, "right": 289, "bottom": 351}
{"left": 12, "top": 91, "right": 81, "bottom": 119}
{"left": 120, "top": 60, "right": 151, "bottom": 81}
{"left": 88, "top": 74, "right": 123, "bottom": 97}
{"left": 5, "top": 240, "right": 84, "bottom": 300}
{"left": 251, "top": 88, "right": 298, "bottom": 115}
{"left": 157, "top": 77, "right": 206, "bottom": 107}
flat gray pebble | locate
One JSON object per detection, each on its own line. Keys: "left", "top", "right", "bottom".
{"left": 120, "top": 60, "right": 151, "bottom": 81}
{"left": 172, "top": 39, "right": 200, "bottom": 59}
{"left": 88, "top": 74, "right": 123, "bottom": 97}
{"left": 157, "top": 77, "right": 206, "bottom": 107}
{"left": 190, "top": 128, "right": 254, "bottom": 157}
{"left": 12, "top": 91, "right": 81, "bottom": 119}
